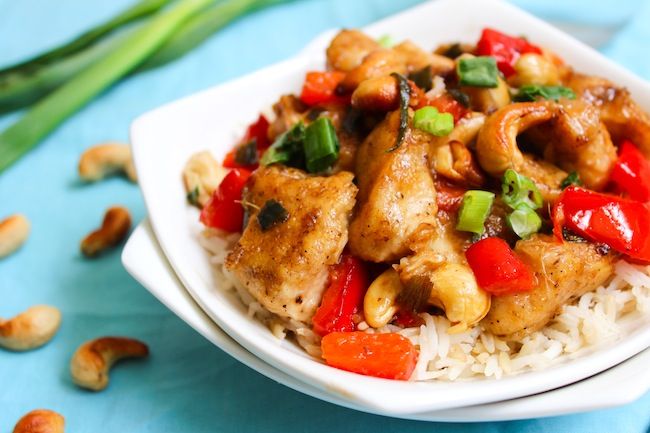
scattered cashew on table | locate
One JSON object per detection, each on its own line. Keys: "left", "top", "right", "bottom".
{"left": 70, "top": 337, "right": 149, "bottom": 391}
{"left": 80, "top": 206, "right": 132, "bottom": 257}
{"left": 78, "top": 142, "right": 137, "bottom": 183}
{"left": 12, "top": 409, "right": 65, "bottom": 433}
{"left": 0, "top": 305, "right": 62, "bottom": 351}
{"left": 0, "top": 214, "right": 30, "bottom": 258}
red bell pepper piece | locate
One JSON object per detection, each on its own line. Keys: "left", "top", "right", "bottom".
{"left": 435, "top": 180, "right": 467, "bottom": 213}
{"left": 609, "top": 140, "right": 650, "bottom": 202}
{"left": 552, "top": 186, "right": 650, "bottom": 262}
{"left": 312, "top": 255, "right": 368, "bottom": 336}
{"left": 300, "top": 71, "right": 349, "bottom": 106}
{"left": 321, "top": 331, "right": 418, "bottom": 380}
{"left": 465, "top": 237, "right": 535, "bottom": 295}
{"left": 476, "top": 28, "right": 542, "bottom": 77}
{"left": 392, "top": 309, "right": 424, "bottom": 328}
{"left": 200, "top": 168, "right": 251, "bottom": 232}
{"left": 426, "top": 94, "right": 469, "bottom": 124}
{"left": 222, "top": 115, "right": 270, "bottom": 169}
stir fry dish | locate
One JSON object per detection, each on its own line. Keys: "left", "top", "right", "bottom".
{"left": 185, "top": 28, "right": 650, "bottom": 381}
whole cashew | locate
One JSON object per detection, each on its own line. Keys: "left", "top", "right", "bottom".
{"left": 70, "top": 336, "right": 149, "bottom": 391}
{"left": 0, "top": 305, "right": 62, "bottom": 351}
{"left": 0, "top": 214, "right": 30, "bottom": 258}
{"left": 78, "top": 142, "right": 137, "bottom": 183}
{"left": 13, "top": 409, "right": 64, "bottom": 433}
{"left": 80, "top": 206, "right": 131, "bottom": 257}
{"left": 183, "top": 151, "right": 226, "bottom": 207}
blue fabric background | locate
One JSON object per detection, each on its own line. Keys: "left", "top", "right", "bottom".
{"left": 1, "top": 0, "right": 649, "bottom": 431}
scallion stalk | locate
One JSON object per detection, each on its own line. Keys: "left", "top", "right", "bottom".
{"left": 0, "top": 0, "right": 215, "bottom": 173}
{"left": 413, "top": 106, "right": 454, "bottom": 136}
{"left": 304, "top": 117, "right": 340, "bottom": 173}
{"left": 501, "top": 169, "right": 543, "bottom": 210}
{"left": 457, "top": 56, "right": 499, "bottom": 88}
{"left": 456, "top": 190, "right": 495, "bottom": 234}
{"left": 506, "top": 204, "right": 542, "bottom": 239}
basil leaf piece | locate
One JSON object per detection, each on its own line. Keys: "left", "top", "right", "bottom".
{"left": 257, "top": 199, "right": 289, "bottom": 231}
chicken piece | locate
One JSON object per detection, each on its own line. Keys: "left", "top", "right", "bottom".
{"left": 482, "top": 234, "right": 616, "bottom": 340}
{"left": 268, "top": 95, "right": 307, "bottom": 141}
{"left": 348, "top": 110, "right": 437, "bottom": 262}
{"left": 224, "top": 166, "right": 357, "bottom": 323}
{"left": 525, "top": 99, "right": 617, "bottom": 190}
{"left": 326, "top": 29, "right": 380, "bottom": 72}
{"left": 566, "top": 73, "right": 650, "bottom": 156}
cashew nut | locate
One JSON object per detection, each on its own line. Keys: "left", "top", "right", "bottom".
{"left": 364, "top": 268, "right": 402, "bottom": 328}
{"left": 0, "top": 305, "right": 62, "bottom": 351}
{"left": 70, "top": 336, "right": 149, "bottom": 391}
{"left": 393, "top": 40, "right": 455, "bottom": 75}
{"left": 13, "top": 409, "right": 64, "bottom": 433}
{"left": 339, "top": 49, "right": 407, "bottom": 92}
{"left": 78, "top": 142, "right": 137, "bottom": 183}
{"left": 509, "top": 53, "right": 560, "bottom": 87}
{"left": 80, "top": 206, "right": 131, "bottom": 257}
{"left": 0, "top": 214, "right": 30, "bottom": 258}
{"left": 351, "top": 75, "right": 399, "bottom": 112}
{"left": 461, "top": 75, "right": 511, "bottom": 114}
{"left": 326, "top": 29, "right": 379, "bottom": 72}
{"left": 183, "top": 151, "right": 226, "bottom": 207}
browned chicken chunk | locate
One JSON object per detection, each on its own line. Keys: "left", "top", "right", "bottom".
{"left": 348, "top": 110, "right": 437, "bottom": 262}
{"left": 224, "top": 166, "right": 357, "bottom": 323}
{"left": 482, "top": 234, "right": 616, "bottom": 340}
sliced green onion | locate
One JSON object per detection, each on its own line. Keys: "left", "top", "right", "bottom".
{"left": 514, "top": 84, "right": 576, "bottom": 102}
{"left": 501, "top": 169, "right": 543, "bottom": 210}
{"left": 386, "top": 73, "right": 411, "bottom": 152}
{"left": 303, "top": 117, "right": 340, "bottom": 173}
{"left": 560, "top": 171, "right": 582, "bottom": 189}
{"left": 413, "top": 106, "right": 454, "bottom": 137}
{"left": 0, "top": 0, "right": 216, "bottom": 174}
{"left": 456, "top": 190, "right": 495, "bottom": 235}
{"left": 408, "top": 65, "right": 433, "bottom": 91}
{"left": 506, "top": 204, "right": 542, "bottom": 239}
{"left": 457, "top": 56, "right": 499, "bottom": 88}
{"left": 377, "top": 34, "right": 395, "bottom": 48}
{"left": 260, "top": 122, "right": 306, "bottom": 167}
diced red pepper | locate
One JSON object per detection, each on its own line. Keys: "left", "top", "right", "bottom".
{"left": 426, "top": 94, "right": 469, "bottom": 124}
{"left": 435, "top": 180, "right": 467, "bottom": 213}
{"left": 552, "top": 186, "right": 650, "bottom": 262}
{"left": 222, "top": 115, "right": 270, "bottom": 169}
{"left": 465, "top": 237, "right": 535, "bottom": 295}
{"left": 200, "top": 168, "right": 251, "bottom": 232}
{"left": 476, "top": 28, "right": 542, "bottom": 77}
{"left": 300, "top": 71, "right": 350, "bottom": 106}
{"left": 609, "top": 140, "right": 650, "bottom": 202}
{"left": 312, "top": 255, "right": 369, "bottom": 336}
{"left": 321, "top": 331, "right": 418, "bottom": 380}
{"left": 392, "top": 309, "right": 424, "bottom": 328}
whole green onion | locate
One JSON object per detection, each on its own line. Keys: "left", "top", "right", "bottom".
{"left": 514, "top": 84, "right": 576, "bottom": 102}
{"left": 506, "top": 203, "right": 542, "bottom": 239}
{"left": 413, "top": 106, "right": 454, "bottom": 136}
{"left": 304, "top": 117, "right": 340, "bottom": 173}
{"left": 457, "top": 56, "right": 499, "bottom": 88}
{"left": 456, "top": 190, "right": 495, "bottom": 235}
{"left": 501, "top": 169, "right": 543, "bottom": 210}
{"left": 0, "top": 0, "right": 215, "bottom": 174}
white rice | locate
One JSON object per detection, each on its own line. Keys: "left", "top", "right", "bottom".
{"left": 200, "top": 230, "right": 650, "bottom": 381}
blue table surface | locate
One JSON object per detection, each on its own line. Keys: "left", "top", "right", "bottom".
{"left": 1, "top": 0, "right": 649, "bottom": 431}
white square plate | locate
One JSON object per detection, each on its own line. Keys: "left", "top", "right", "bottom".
{"left": 122, "top": 220, "right": 650, "bottom": 421}
{"left": 130, "top": 0, "right": 650, "bottom": 415}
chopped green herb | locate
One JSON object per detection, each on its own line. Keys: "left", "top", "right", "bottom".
{"left": 377, "top": 34, "right": 395, "bottom": 48}
{"left": 257, "top": 199, "right": 289, "bottom": 231}
{"left": 560, "top": 171, "right": 582, "bottom": 189}
{"left": 387, "top": 73, "right": 411, "bottom": 152}
{"left": 413, "top": 106, "right": 454, "bottom": 136}
{"left": 457, "top": 56, "right": 499, "bottom": 88}
{"left": 506, "top": 203, "right": 542, "bottom": 239}
{"left": 514, "top": 85, "right": 576, "bottom": 102}
{"left": 456, "top": 190, "right": 495, "bottom": 234}
{"left": 260, "top": 122, "right": 306, "bottom": 167}
{"left": 186, "top": 186, "right": 200, "bottom": 206}
{"left": 408, "top": 65, "right": 433, "bottom": 91}
{"left": 448, "top": 88, "right": 470, "bottom": 108}
{"left": 234, "top": 138, "right": 258, "bottom": 166}
{"left": 304, "top": 117, "right": 340, "bottom": 173}
{"left": 501, "top": 169, "right": 543, "bottom": 210}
